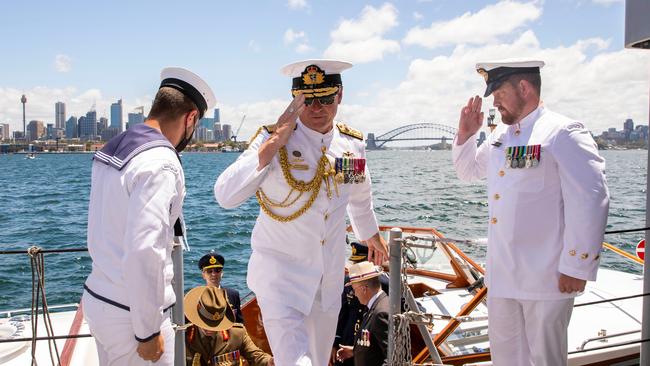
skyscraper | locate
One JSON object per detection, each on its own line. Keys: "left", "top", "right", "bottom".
{"left": 0, "top": 123, "right": 9, "bottom": 140}
{"left": 222, "top": 124, "right": 232, "bottom": 141}
{"left": 79, "top": 111, "right": 97, "bottom": 139}
{"left": 110, "top": 99, "right": 124, "bottom": 132}
{"left": 127, "top": 106, "right": 145, "bottom": 129}
{"left": 55, "top": 102, "right": 66, "bottom": 130}
{"left": 213, "top": 122, "right": 222, "bottom": 142}
{"left": 65, "top": 117, "right": 78, "bottom": 139}
{"left": 27, "top": 120, "right": 45, "bottom": 142}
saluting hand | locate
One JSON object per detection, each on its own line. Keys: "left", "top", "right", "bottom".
{"left": 275, "top": 94, "right": 305, "bottom": 147}
{"left": 457, "top": 96, "right": 484, "bottom": 145}
{"left": 258, "top": 94, "right": 306, "bottom": 169}
{"left": 558, "top": 273, "right": 586, "bottom": 293}
{"left": 136, "top": 334, "right": 164, "bottom": 362}
{"left": 365, "top": 233, "right": 389, "bottom": 266}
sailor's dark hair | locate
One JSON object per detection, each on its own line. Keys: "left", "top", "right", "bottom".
{"left": 148, "top": 87, "right": 199, "bottom": 124}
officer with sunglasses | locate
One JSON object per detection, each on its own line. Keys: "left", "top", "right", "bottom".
{"left": 198, "top": 252, "right": 244, "bottom": 323}
{"left": 215, "top": 59, "right": 388, "bottom": 366}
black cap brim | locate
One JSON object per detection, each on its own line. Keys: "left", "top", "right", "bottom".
{"left": 483, "top": 79, "right": 504, "bottom": 97}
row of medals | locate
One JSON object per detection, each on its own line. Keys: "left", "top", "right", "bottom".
{"left": 213, "top": 350, "right": 239, "bottom": 364}
{"left": 334, "top": 155, "right": 366, "bottom": 184}
{"left": 356, "top": 329, "right": 371, "bottom": 347}
{"left": 505, "top": 145, "right": 541, "bottom": 169}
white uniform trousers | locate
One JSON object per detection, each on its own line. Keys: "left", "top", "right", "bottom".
{"left": 82, "top": 292, "right": 175, "bottom": 366}
{"left": 258, "top": 289, "right": 339, "bottom": 366}
{"left": 487, "top": 296, "right": 574, "bottom": 366}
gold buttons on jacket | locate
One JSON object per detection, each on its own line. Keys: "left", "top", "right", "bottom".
{"left": 324, "top": 213, "right": 329, "bottom": 221}
{"left": 320, "top": 239, "right": 326, "bottom": 246}
{"left": 569, "top": 250, "right": 576, "bottom": 256}
{"left": 494, "top": 193, "right": 500, "bottom": 200}
{"left": 498, "top": 170, "right": 505, "bottom": 177}
{"left": 580, "top": 253, "right": 589, "bottom": 260}
{"left": 491, "top": 217, "right": 498, "bottom": 224}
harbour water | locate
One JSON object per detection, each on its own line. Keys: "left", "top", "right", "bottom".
{"left": 0, "top": 150, "right": 645, "bottom": 310}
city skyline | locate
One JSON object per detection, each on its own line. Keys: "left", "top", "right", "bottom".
{"left": 0, "top": 0, "right": 648, "bottom": 140}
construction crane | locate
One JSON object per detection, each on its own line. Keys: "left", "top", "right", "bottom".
{"left": 231, "top": 114, "right": 246, "bottom": 142}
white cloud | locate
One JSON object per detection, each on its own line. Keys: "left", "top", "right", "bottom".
{"left": 284, "top": 28, "right": 313, "bottom": 53}
{"left": 403, "top": 0, "right": 542, "bottom": 49}
{"left": 295, "top": 43, "right": 313, "bottom": 53}
{"left": 334, "top": 29, "right": 648, "bottom": 138}
{"left": 287, "top": 0, "right": 307, "bottom": 9}
{"left": 248, "top": 40, "right": 261, "bottom": 53}
{"left": 54, "top": 54, "right": 72, "bottom": 73}
{"left": 413, "top": 11, "right": 423, "bottom": 21}
{"left": 592, "top": 0, "right": 623, "bottom": 4}
{"left": 324, "top": 3, "right": 401, "bottom": 63}
{"left": 284, "top": 28, "right": 306, "bottom": 45}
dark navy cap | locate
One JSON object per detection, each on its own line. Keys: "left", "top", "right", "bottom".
{"left": 349, "top": 242, "right": 369, "bottom": 263}
{"left": 476, "top": 60, "right": 545, "bottom": 97}
{"left": 198, "top": 252, "right": 225, "bottom": 271}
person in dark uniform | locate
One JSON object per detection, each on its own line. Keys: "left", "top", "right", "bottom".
{"left": 184, "top": 286, "right": 273, "bottom": 366}
{"left": 336, "top": 262, "right": 388, "bottom": 366}
{"left": 199, "top": 252, "right": 244, "bottom": 323}
{"left": 331, "top": 241, "right": 389, "bottom": 366}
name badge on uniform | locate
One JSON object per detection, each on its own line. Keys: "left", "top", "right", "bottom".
{"left": 505, "top": 145, "right": 541, "bottom": 169}
{"left": 335, "top": 152, "right": 366, "bottom": 184}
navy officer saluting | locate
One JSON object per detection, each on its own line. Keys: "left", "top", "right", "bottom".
{"left": 214, "top": 59, "right": 388, "bottom": 366}
{"left": 199, "top": 251, "right": 244, "bottom": 323}
{"left": 452, "top": 59, "right": 609, "bottom": 366}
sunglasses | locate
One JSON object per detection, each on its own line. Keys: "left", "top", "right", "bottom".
{"left": 203, "top": 268, "right": 223, "bottom": 274}
{"left": 304, "top": 95, "right": 336, "bottom": 106}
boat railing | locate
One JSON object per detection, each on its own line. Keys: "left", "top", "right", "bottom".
{"left": 577, "top": 329, "right": 641, "bottom": 351}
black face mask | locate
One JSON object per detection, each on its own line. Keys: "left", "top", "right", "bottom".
{"left": 175, "top": 120, "right": 196, "bottom": 152}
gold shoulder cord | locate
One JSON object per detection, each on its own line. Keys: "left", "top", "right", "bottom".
{"left": 256, "top": 146, "right": 337, "bottom": 222}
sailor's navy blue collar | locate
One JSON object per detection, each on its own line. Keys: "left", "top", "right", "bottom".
{"left": 93, "top": 124, "right": 177, "bottom": 170}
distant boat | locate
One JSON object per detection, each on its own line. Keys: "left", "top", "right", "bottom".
{"left": 25, "top": 153, "right": 35, "bottom": 160}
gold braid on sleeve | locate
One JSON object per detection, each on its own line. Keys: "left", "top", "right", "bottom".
{"left": 256, "top": 146, "right": 336, "bottom": 222}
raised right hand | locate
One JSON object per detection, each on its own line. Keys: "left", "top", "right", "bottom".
{"left": 258, "top": 94, "right": 306, "bottom": 169}
{"left": 275, "top": 94, "right": 306, "bottom": 147}
{"left": 456, "top": 95, "right": 484, "bottom": 145}
{"left": 136, "top": 334, "right": 164, "bottom": 362}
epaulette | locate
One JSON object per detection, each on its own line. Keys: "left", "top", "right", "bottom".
{"left": 263, "top": 124, "right": 277, "bottom": 134}
{"left": 336, "top": 122, "right": 363, "bottom": 140}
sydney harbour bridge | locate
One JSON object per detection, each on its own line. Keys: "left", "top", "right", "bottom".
{"left": 365, "top": 123, "right": 486, "bottom": 150}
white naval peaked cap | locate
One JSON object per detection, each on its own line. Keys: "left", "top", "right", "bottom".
{"left": 475, "top": 59, "right": 545, "bottom": 72}
{"left": 159, "top": 67, "right": 216, "bottom": 117}
{"left": 280, "top": 59, "right": 353, "bottom": 78}
{"left": 475, "top": 59, "right": 545, "bottom": 97}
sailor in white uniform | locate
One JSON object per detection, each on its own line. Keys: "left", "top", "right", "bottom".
{"left": 214, "top": 59, "right": 389, "bottom": 366}
{"left": 452, "top": 60, "right": 609, "bottom": 366}
{"left": 82, "top": 67, "right": 216, "bottom": 365}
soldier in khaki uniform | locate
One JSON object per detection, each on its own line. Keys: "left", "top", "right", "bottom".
{"left": 184, "top": 286, "right": 273, "bottom": 366}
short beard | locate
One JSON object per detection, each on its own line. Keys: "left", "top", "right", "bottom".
{"left": 500, "top": 91, "right": 526, "bottom": 125}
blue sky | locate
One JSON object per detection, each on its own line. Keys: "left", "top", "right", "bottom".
{"left": 0, "top": 0, "right": 647, "bottom": 138}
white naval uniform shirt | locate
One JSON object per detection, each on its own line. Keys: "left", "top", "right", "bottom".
{"left": 215, "top": 120, "right": 379, "bottom": 315}
{"left": 452, "top": 106, "right": 609, "bottom": 300}
{"left": 85, "top": 147, "right": 185, "bottom": 339}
